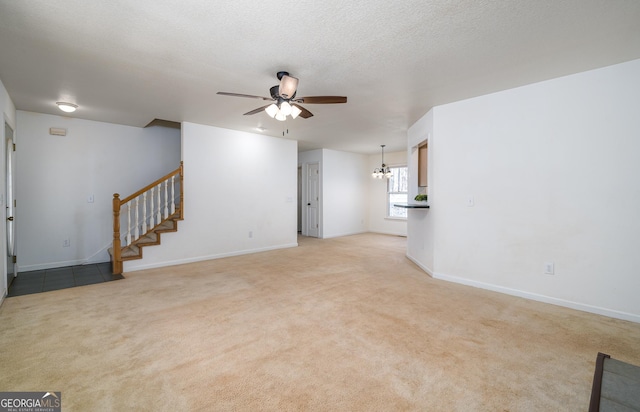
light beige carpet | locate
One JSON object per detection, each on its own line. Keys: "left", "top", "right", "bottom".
{"left": 1, "top": 233, "right": 639, "bottom": 411}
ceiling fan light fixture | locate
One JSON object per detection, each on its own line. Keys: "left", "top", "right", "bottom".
{"left": 265, "top": 104, "right": 279, "bottom": 118}
{"left": 290, "top": 105, "right": 302, "bottom": 119}
{"left": 275, "top": 111, "right": 287, "bottom": 121}
{"left": 280, "top": 101, "right": 292, "bottom": 116}
{"left": 56, "top": 102, "right": 78, "bottom": 113}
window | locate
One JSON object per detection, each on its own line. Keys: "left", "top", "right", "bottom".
{"left": 387, "top": 166, "right": 408, "bottom": 218}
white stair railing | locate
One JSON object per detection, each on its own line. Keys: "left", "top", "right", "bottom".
{"left": 112, "top": 163, "right": 184, "bottom": 272}
{"left": 120, "top": 179, "right": 181, "bottom": 246}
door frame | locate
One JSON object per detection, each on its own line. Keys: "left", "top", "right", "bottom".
{"left": 3, "top": 118, "right": 16, "bottom": 300}
{"left": 301, "top": 161, "right": 321, "bottom": 238}
{"left": 297, "top": 166, "right": 302, "bottom": 232}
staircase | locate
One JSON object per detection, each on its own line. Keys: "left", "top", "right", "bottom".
{"left": 110, "top": 162, "right": 183, "bottom": 274}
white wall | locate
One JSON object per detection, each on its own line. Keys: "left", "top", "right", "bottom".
{"left": 0, "top": 77, "right": 16, "bottom": 301}
{"left": 406, "top": 110, "right": 435, "bottom": 274}
{"left": 368, "top": 150, "right": 407, "bottom": 236}
{"left": 124, "top": 122, "right": 298, "bottom": 271}
{"left": 16, "top": 111, "right": 181, "bottom": 270}
{"left": 321, "top": 149, "right": 369, "bottom": 238}
{"left": 407, "top": 59, "right": 640, "bottom": 322}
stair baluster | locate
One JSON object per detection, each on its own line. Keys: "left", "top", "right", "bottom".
{"left": 171, "top": 175, "right": 176, "bottom": 215}
{"left": 149, "top": 187, "right": 155, "bottom": 228}
{"left": 163, "top": 180, "right": 169, "bottom": 219}
{"left": 126, "top": 201, "right": 132, "bottom": 246}
{"left": 142, "top": 192, "right": 148, "bottom": 234}
{"left": 156, "top": 183, "right": 162, "bottom": 225}
{"left": 134, "top": 196, "right": 140, "bottom": 241}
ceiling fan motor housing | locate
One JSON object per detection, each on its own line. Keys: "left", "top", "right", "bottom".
{"left": 270, "top": 85, "right": 280, "bottom": 99}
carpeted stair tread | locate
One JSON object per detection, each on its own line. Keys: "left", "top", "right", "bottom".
{"left": 112, "top": 210, "right": 183, "bottom": 268}
{"left": 135, "top": 232, "right": 159, "bottom": 246}
{"left": 154, "top": 211, "right": 181, "bottom": 232}
{"left": 121, "top": 244, "right": 141, "bottom": 259}
{"left": 154, "top": 220, "right": 176, "bottom": 232}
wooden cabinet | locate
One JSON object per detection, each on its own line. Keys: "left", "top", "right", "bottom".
{"left": 418, "top": 142, "right": 428, "bottom": 187}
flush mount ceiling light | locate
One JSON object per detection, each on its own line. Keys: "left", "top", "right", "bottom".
{"left": 372, "top": 145, "right": 393, "bottom": 179}
{"left": 56, "top": 102, "right": 78, "bottom": 113}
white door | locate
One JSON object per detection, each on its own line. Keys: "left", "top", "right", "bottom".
{"left": 5, "top": 122, "right": 16, "bottom": 290}
{"left": 306, "top": 163, "right": 319, "bottom": 238}
{"left": 297, "top": 167, "right": 302, "bottom": 232}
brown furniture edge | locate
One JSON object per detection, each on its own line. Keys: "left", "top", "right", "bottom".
{"left": 589, "top": 352, "right": 610, "bottom": 412}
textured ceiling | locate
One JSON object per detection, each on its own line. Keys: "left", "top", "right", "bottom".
{"left": 1, "top": 1, "right": 639, "bottom": 153}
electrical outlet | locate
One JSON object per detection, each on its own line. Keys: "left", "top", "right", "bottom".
{"left": 544, "top": 262, "right": 554, "bottom": 275}
{"left": 467, "top": 196, "right": 475, "bottom": 207}
{"left": 63, "top": 238, "right": 71, "bottom": 248}
{"left": 87, "top": 194, "right": 94, "bottom": 203}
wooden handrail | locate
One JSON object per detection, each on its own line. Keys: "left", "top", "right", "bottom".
{"left": 119, "top": 165, "right": 182, "bottom": 205}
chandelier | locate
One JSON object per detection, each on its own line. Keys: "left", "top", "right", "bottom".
{"left": 372, "top": 145, "right": 393, "bottom": 179}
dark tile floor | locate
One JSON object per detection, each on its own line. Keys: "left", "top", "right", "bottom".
{"left": 8, "top": 262, "right": 124, "bottom": 297}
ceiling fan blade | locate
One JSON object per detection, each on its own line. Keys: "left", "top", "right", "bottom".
{"left": 278, "top": 75, "right": 299, "bottom": 99}
{"left": 217, "top": 92, "right": 273, "bottom": 101}
{"left": 292, "top": 104, "right": 313, "bottom": 119}
{"left": 296, "top": 96, "right": 347, "bottom": 104}
{"left": 243, "top": 104, "right": 272, "bottom": 116}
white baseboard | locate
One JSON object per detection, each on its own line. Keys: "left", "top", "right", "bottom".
{"left": 124, "top": 242, "right": 299, "bottom": 272}
{"left": 18, "top": 241, "right": 112, "bottom": 272}
{"left": 369, "top": 230, "right": 407, "bottom": 237}
{"left": 406, "top": 253, "right": 434, "bottom": 277}
{"left": 433, "top": 271, "right": 640, "bottom": 324}
{"left": 320, "top": 230, "right": 368, "bottom": 239}
{"left": 19, "top": 258, "right": 110, "bottom": 272}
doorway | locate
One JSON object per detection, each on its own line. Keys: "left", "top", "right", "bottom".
{"left": 306, "top": 162, "right": 319, "bottom": 238}
{"left": 297, "top": 167, "right": 302, "bottom": 232}
{"left": 5, "top": 122, "right": 16, "bottom": 291}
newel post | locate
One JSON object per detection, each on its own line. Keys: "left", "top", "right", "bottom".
{"left": 179, "top": 161, "right": 184, "bottom": 220}
{"left": 112, "top": 193, "right": 123, "bottom": 275}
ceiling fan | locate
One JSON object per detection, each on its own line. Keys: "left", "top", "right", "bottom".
{"left": 217, "top": 71, "right": 347, "bottom": 121}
